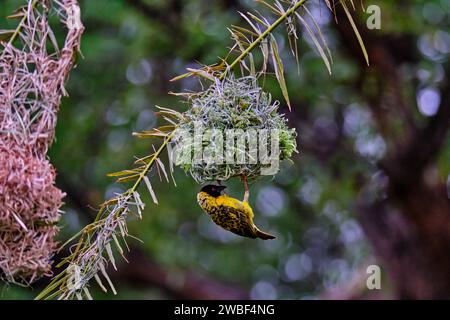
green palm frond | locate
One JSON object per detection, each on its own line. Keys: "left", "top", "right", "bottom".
{"left": 172, "top": 0, "right": 369, "bottom": 108}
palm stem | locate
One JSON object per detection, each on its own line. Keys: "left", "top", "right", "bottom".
{"left": 130, "top": 130, "right": 176, "bottom": 193}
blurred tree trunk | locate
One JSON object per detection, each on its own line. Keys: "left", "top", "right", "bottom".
{"left": 114, "top": 249, "right": 248, "bottom": 300}
{"left": 334, "top": 7, "right": 450, "bottom": 299}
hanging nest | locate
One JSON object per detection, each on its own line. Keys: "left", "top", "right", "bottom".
{"left": 0, "top": 0, "right": 83, "bottom": 284}
{"left": 0, "top": 143, "right": 63, "bottom": 284}
{"left": 173, "top": 76, "right": 297, "bottom": 183}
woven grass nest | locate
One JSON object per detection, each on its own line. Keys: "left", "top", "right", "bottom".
{"left": 174, "top": 76, "right": 297, "bottom": 183}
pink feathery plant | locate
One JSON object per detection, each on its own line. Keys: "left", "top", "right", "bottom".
{"left": 0, "top": 0, "right": 83, "bottom": 284}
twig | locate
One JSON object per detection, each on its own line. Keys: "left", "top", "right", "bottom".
{"left": 241, "top": 174, "right": 249, "bottom": 202}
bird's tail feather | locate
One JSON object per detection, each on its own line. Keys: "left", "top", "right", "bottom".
{"left": 255, "top": 228, "right": 276, "bottom": 240}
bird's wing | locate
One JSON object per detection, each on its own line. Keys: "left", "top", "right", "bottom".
{"left": 212, "top": 202, "right": 256, "bottom": 238}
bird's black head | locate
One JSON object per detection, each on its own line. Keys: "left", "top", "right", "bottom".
{"left": 201, "top": 184, "right": 227, "bottom": 197}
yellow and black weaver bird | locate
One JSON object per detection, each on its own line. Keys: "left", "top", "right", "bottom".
{"left": 197, "top": 184, "right": 276, "bottom": 240}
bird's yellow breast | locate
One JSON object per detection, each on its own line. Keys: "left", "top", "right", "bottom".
{"left": 197, "top": 192, "right": 254, "bottom": 219}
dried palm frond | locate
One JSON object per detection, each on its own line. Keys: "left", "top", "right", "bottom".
{"left": 36, "top": 127, "right": 177, "bottom": 300}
